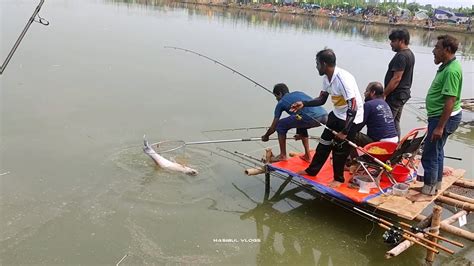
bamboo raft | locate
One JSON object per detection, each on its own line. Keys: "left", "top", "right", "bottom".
{"left": 241, "top": 148, "right": 473, "bottom": 263}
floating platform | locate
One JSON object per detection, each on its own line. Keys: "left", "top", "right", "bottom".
{"left": 368, "top": 169, "right": 465, "bottom": 220}
{"left": 268, "top": 153, "right": 465, "bottom": 220}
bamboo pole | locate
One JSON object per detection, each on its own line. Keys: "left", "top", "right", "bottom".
{"left": 436, "top": 195, "right": 474, "bottom": 212}
{"left": 453, "top": 179, "right": 474, "bottom": 189}
{"left": 386, "top": 232, "right": 424, "bottom": 258}
{"left": 245, "top": 167, "right": 266, "bottom": 176}
{"left": 416, "top": 214, "right": 474, "bottom": 241}
{"left": 443, "top": 192, "right": 474, "bottom": 204}
{"left": 265, "top": 148, "right": 273, "bottom": 164}
{"left": 426, "top": 206, "right": 442, "bottom": 263}
{"left": 398, "top": 221, "right": 464, "bottom": 248}
{"left": 415, "top": 213, "right": 433, "bottom": 229}
{"left": 415, "top": 214, "right": 474, "bottom": 241}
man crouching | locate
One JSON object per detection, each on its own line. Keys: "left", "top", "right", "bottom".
{"left": 261, "top": 83, "right": 328, "bottom": 162}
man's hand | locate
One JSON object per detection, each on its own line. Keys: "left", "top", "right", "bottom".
{"left": 431, "top": 126, "right": 443, "bottom": 141}
{"left": 334, "top": 132, "right": 347, "bottom": 141}
{"left": 261, "top": 135, "right": 270, "bottom": 142}
{"left": 290, "top": 101, "right": 304, "bottom": 112}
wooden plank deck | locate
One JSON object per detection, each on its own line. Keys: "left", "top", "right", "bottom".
{"left": 367, "top": 169, "right": 466, "bottom": 220}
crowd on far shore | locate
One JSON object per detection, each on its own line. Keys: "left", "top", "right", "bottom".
{"left": 184, "top": 0, "right": 473, "bottom": 34}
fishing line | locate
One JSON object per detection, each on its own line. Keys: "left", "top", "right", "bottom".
{"left": 164, "top": 46, "right": 273, "bottom": 94}
{"left": 166, "top": 46, "right": 395, "bottom": 170}
{"left": 1, "top": 0, "right": 49, "bottom": 75}
{"left": 164, "top": 46, "right": 320, "bottom": 124}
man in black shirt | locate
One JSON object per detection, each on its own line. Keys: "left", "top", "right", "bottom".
{"left": 384, "top": 28, "right": 415, "bottom": 137}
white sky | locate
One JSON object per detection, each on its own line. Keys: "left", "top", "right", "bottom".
{"left": 408, "top": 0, "right": 474, "bottom": 8}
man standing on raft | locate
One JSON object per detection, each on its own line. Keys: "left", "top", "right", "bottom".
{"left": 291, "top": 49, "right": 364, "bottom": 187}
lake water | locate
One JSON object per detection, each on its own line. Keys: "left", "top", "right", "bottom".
{"left": 1, "top": 0, "right": 473, "bottom": 264}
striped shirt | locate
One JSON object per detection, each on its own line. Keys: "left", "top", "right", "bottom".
{"left": 322, "top": 66, "right": 364, "bottom": 124}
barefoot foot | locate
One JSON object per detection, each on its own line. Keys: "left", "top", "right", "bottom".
{"left": 328, "top": 180, "right": 343, "bottom": 188}
{"left": 270, "top": 155, "right": 287, "bottom": 163}
{"left": 299, "top": 155, "right": 311, "bottom": 163}
{"left": 296, "top": 170, "right": 309, "bottom": 175}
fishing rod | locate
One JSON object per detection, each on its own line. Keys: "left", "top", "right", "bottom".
{"left": 186, "top": 137, "right": 277, "bottom": 145}
{"left": 166, "top": 46, "right": 394, "bottom": 172}
{"left": 377, "top": 223, "right": 440, "bottom": 253}
{"left": 202, "top": 126, "right": 269, "bottom": 133}
{"left": 185, "top": 136, "right": 320, "bottom": 145}
{"left": 266, "top": 170, "right": 435, "bottom": 249}
{"left": 223, "top": 146, "right": 461, "bottom": 252}
{"left": 350, "top": 204, "right": 464, "bottom": 247}
{"left": 318, "top": 124, "right": 393, "bottom": 171}
{"left": 236, "top": 162, "right": 455, "bottom": 251}
{"left": 1, "top": 0, "right": 49, "bottom": 75}
{"left": 444, "top": 156, "right": 462, "bottom": 161}
{"left": 217, "top": 147, "right": 264, "bottom": 168}
{"left": 396, "top": 220, "right": 464, "bottom": 248}
{"left": 164, "top": 46, "right": 273, "bottom": 94}
{"left": 326, "top": 194, "right": 463, "bottom": 248}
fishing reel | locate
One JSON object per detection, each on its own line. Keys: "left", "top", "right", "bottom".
{"left": 383, "top": 228, "right": 403, "bottom": 245}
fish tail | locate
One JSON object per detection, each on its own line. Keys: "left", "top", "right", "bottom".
{"left": 143, "top": 135, "right": 150, "bottom": 149}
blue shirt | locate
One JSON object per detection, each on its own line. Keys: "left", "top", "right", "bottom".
{"left": 362, "top": 98, "right": 398, "bottom": 141}
{"left": 274, "top": 91, "right": 327, "bottom": 122}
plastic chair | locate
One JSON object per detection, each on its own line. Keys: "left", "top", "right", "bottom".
{"left": 353, "top": 127, "right": 428, "bottom": 190}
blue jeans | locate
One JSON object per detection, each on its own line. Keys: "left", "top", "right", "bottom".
{"left": 421, "top": 112, "right": 462, "bottom": 186}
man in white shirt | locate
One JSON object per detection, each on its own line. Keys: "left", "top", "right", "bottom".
{"left": 291, "top": 49, "right": 364, "bottom": 187}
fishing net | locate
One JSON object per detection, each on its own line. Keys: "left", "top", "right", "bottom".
{"left": 151, "top": 140, "right": 186, "bottom": 155}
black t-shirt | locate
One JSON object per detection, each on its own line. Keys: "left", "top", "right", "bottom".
{"left": 384, "top": 49, "right": 415, "bottom": 94}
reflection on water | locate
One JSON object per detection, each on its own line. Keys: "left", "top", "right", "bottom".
{"left": 106, "top": 0, "right": 474, "bottom": 59}
{"left": 105, "top": 0, "right": 474, "bottom": 145}
{"left": 236, "top": 174, "right": 426, "bottom": 265}
{"left": 106, "top": 0, "right": 474, "bottom": 148}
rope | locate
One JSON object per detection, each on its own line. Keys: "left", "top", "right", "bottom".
{"left": 429, "top": 225, "right": 441, "bottom": 231}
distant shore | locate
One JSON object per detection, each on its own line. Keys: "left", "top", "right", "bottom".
{"left": 178, "top": 1, "right": 473, "bottom": 35}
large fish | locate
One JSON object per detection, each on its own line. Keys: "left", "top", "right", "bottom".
{"left": 143, "top": 136, "right": 198, "bottom": 176}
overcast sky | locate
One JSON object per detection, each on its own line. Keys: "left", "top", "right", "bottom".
{"left": 408, "top": 0, "right": 473, "bottom": 8}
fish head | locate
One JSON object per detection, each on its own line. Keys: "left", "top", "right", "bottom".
{"left": 184, "top": 167, "right": 198, "bottom": 176}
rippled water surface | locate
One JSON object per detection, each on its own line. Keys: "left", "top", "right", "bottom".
{"left": 1, "top": 0, "right": 473, "bottom": 264}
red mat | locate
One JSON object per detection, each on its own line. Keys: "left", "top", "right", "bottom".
{"left": 270, "top": 151, "right": 393, "bottom": 203}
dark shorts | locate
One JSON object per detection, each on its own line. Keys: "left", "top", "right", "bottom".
{"left": 276, "top": 115, "right": 327, "bottom": 137}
